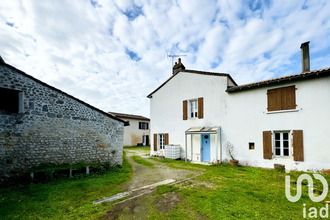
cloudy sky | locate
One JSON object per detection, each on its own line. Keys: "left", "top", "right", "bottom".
{"left": 1, "top": 0, "right": 329, "bottom": 117}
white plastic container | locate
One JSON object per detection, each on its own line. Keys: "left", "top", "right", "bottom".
{"left": 164, "top": 145, "right": 181, "bottom": 159}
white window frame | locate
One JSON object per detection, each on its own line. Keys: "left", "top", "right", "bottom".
{"left": 139, "top": 122, "right": 148, "bottom": 130}
{"left": 273, "top": 131, "right": 291, "bottom": 157}
{"left": 158, "top": 134, "right": 165, "bottom": 150}
{"left": 189, "top": 99, "right": 198, "bottom": 119}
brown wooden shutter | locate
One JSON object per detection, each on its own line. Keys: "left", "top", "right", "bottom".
{"left": 198, "top": 97, "right": 203, "bottom": 119}
{"left": 165, "top": 133, "right": 169, "bottom": 145}
{"left": 263, "top": 131, "right": 272, "bottom": 159}
{"left": 153, "top": 134, "right": 157, "bottom": 151}
{"left": 282, "top": 86, "right": 296, "bottom": 110}
{"left": 267, "top": 89, "right": 281, "bottom": 111}
{"left": 293, "top": 130, "right": 304, "bottom": 161}
{"left": 183, "top": 100, "right": 188, "bottom": 120}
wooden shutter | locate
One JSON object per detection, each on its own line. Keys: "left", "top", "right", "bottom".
{"left": 268, "top": 86, "right": 296, "bottom": 111}
{"left": 198, "top": 97, "right": 203, "bottom": 119}
{"left": 183, "top": 100, "right": 188, "bottom": 120}
{"left": 267, "top": 89, "right": 281, "bottom": 111}
{"left": 165, "top": 133, "right": 169, "bottom": 145}
{"left": 293, "top": 130, "right": 304, "bottom": 161}
{"left": 282, "top": 86, "right": 296, "bottom": 110}
{"left": 153, "top": 134, "right": 157, "bottom": 151}
{"left": 263, "top": 131, "right": 272, "bottom": 159}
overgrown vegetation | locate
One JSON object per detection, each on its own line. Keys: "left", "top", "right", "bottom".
{"left": 131, "top": 155, "right": 154, "bottom": 167}
{"left": 0, "top": 151, "right": 132, "bottom": 219}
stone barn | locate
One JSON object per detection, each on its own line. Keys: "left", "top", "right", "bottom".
{"left": 0, "top": 57, "right": 126, "bottom": 180}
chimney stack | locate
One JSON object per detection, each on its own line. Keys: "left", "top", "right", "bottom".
{"left": 172, "top": 58, "right": 185, "bottom": 74}
{"left": 300, "top": 41, "right": 310, "bottom": 72}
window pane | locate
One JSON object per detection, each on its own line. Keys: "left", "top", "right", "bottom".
{"left": 191, "top": 112, "right": 193, "bottom": 117}
{"left": 283, "top": 141, "right": 289, "bottom": 148}
{"left": 275, "top": 133, "right": 280, "bottom": 140}
{"left": 284, "top": 149, "right": 289, "bottom": 156}
{"left": 275, "top": 141, "right": 280, "bottom": 148}
{"left": 275, "top": 148, "right": 281, "bottom": 156}
{"left": 283, "top": 133, "right": 289, "bottom": 140}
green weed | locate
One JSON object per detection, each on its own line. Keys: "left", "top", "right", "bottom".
{"left": 131, "top": 155, "right": 154, "bottom": 167}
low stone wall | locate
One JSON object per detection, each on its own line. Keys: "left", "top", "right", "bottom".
{"left": 0, "top": 64, "right": 124, "bottom": 180}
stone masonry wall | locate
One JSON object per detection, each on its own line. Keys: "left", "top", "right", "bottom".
{"left": 0, "top": 64, "right": 124, "bottom": 180}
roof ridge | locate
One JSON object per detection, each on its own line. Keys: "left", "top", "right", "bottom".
{"left": 108, "top": 112, "right": 150, "bottom": 120}
{"left": 227, "top": 67, "right": 330, "bottom": 92}
{"left": 1, "top": 62, "right": 127, "bottom": 125}
{"left": 147, "top": 69, "right": 237, "bottom": 98}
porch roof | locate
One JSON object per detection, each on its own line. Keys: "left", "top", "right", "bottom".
{"left": 185, "top": 126, "right": 220, "bottom": 134}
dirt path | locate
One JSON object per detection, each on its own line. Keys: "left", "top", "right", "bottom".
{"left": 101, "top": 148, "right": 201, "bottom": 219}
{"left": 121, "top": 149, "right": 198, "bottom": 191}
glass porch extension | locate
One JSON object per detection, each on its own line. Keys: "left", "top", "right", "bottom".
{"left": 185, "top": 126, "right": 221, "bottom": 162}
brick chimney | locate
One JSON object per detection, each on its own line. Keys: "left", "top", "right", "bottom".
{"left": 172, "top": 58, "right": 185, "bottom": 74}
{"left": 300, "top": 41, "right": 310, "bottom": 72}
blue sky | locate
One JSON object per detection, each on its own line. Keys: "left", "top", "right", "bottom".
{"left": 0, "top": 0, "right": 329, "bottom": 117}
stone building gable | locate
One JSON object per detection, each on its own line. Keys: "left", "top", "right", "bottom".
{"left": 0, "top": 63, "right": 124, "bottom": 180}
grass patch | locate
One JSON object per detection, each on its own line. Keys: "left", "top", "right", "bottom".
{"left": 124, "top": 146, "right": 150, "bottom": 152}
{"left": 149, "top": 157, "right": 205, "bottom": 171}
{"left": 0, "top": 151, "right": 132, "bottom": 220}
{"left": 144, "top": 158, "right": 330, "bottom": 219}
{"left": 131, "top": 155, "right": 154, "bottom": 167}
{"left": 156, "top": 185, "right": 178, "bottom": 194}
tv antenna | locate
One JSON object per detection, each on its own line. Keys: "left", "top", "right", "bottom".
{"left": 167, "top": 54, "right": 187, "bottom": 67}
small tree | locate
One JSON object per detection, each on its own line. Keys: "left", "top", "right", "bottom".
{"left": 225, "top": 142, "right": 238, "bottom": 163}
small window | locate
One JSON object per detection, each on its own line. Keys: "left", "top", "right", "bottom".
{"left": 0, "top": 87, "right": 21, "bottom": 114}
{"left": 249, "top": 142, "right": 255, "bottom": 150}
{"left": 274, "top": 131, "right": 290, "bottom": 157}
{"left": 189, "top": 99, "right": 198, "bottom": 118}
{"left": 139, "top": 122, "right": 149, "bottom": 130}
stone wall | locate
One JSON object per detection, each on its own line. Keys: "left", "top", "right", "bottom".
{"left": 0, "top": 64, "right": 124, "bottom": 180}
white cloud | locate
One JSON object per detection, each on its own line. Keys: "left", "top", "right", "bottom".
{"left": 1, "top": 0, "right": 330, "bottom": 117}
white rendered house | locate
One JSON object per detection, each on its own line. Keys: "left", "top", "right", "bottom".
{"left": 109, "top": 112, "right": 150, "bottom": 146}
{"left": 148, "top": 42, "right": 330, "bottom": 171}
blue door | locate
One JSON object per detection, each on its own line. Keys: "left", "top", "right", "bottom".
{"left": 201, "top": 134, "right": 210, "bottom": 162}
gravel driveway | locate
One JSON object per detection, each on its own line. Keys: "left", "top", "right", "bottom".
{"left": 102, "top": 147, "right": 201, "bottom": 220}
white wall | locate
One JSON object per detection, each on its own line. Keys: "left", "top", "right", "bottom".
{"left": 122, "top": 119, "right": 150, "bottom": 146}
{"left": 150, "top": 71, "right": 330, "bottom": 171}
{"left": 150, "top": 72, "right": 227, "bottom": 162}
{"left": 224, "top": 77, "right": 330, "bottom": 171}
